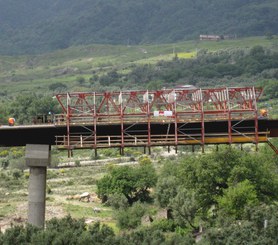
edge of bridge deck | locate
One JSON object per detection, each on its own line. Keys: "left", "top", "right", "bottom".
{"left": 0, "top": 119, "right": 276, "bottom": 148}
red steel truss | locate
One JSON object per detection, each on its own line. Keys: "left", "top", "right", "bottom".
{"left": 54, "top": 87, "right": 264, "bottom": 155}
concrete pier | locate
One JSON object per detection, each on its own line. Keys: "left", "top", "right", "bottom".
{"left": 25, "top": 144, "right": 50, "bottom": 227}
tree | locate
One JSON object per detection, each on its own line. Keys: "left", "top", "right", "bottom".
{"left": 217, "top": 180, "right": 258, "bottom": 219}
{"left": 177, "top": 148, "right": 241, "bottom": 211}
{"left": 170, "top": 188, "right": 199, "bottom": 229}
{"left": 228, "top": 152, "right": 278, "bottom": 203}
{"left": 156, "top": 176, "right": 179, "bottom": 208}
{"left": 97, "top": 163, "right": 157, "bottom": 205}
{"left": 7, "top": 94, "right": 59, "bottom": 124}
{"left": 202, "top": 204, "right": 278, "bottom": 245}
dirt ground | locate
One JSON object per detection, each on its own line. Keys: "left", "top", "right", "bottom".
{"left": 0, "top": 202, "right": 66, "bottom": 232}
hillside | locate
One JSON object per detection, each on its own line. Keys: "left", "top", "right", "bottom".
{"left": 0, "top": 36, "right": 276, "bottom": 97}
{"left": 0, "top": 0, "right": 277, "bottom": 55}
{"left": 0, "top": 36, "right": 278, "bottom": 124}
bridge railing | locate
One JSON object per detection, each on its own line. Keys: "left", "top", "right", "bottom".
{"left": 55, "top": 131, "right": 269, "bottom": 150}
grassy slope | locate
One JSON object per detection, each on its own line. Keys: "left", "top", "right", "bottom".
{"left": 0, "top": 164, "right": 116, "bottom": 231}
{"left": 0, "top": 36, "right": 277, "bottom": 97}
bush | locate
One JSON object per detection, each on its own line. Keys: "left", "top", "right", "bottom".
{"left": 1, "top": 159, "right": 9, "bottom": 169}
{"left": 116, "top": 203, "right": 146, "bottom": 229}
{"left": 0, "top": 224, "right": 41, "bottom": 244}
{"left": 12, "top": 169, "right": 23, "bottom": 180}
{"left": 48, "top": 82, "right": 67, "bottom": 91}
{"left": 76, "top": 76, "right": 85, "bottom": 85}
{"left": 151, "top": 219, "right": 178, "bottom": 232}
{"left": 75, "top": 160, "right": 81, "bottom": 167}
{"left": 106, "top": 193, "right": 129, "bottom": 210}
{"left": 9, "top": 158, "right": 26, "bottom": 171}
{"left": 0, "top": 150, "right": 9, "bottom": 158}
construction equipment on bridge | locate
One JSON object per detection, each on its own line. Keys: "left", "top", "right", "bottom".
{"left": 259, "top": 108, "right": 268, "bottom": 118}
{"left": 51, "top": 86, "right": 278, "bottom": 156}
{"left": 8, "top": 117, "right": 15, "bottom": 126}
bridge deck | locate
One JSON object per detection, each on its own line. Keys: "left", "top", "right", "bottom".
{"left": 0, "top": 119, "right": 277, "bottom": 149}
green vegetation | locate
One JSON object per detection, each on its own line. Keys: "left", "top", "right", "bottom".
{"left": 97, "top": 161, "right": 157, "bottom": 204}
{"left": 0, "top": 17, "right": 277, "bottom": 243}
{"left": 0, "top": 1, "right": 277, "bottom": 242}
{"left": 0, "top": 0, "right": 277, "bottom": 55}
{"left": 0, "top": 147, "right": 277, "bottom": 244}
{"left": 1, "top": 37, "right": 278, "bottom": 124}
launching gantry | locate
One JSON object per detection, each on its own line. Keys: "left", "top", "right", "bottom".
{"left": 0, "top": 86, "right": 277, "bottom": 155}
{"left": 51, "top": 86, "right": 277, "bottom": 156}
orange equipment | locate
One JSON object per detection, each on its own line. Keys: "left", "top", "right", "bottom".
{"left": 260, "top": 109, "right": 268, "bottom": 117}
{"left": 8, "top": 118, "right": 15, "bottom": 126}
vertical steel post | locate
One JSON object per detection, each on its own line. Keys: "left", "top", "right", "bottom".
{"left": 66, "top": 93, "right": 71, "bottom": 157}
{"left": 253, "top": 87, "right": 259, "bottom": 149}
{"left": 227, "top": 88, "right": 232, "bottom": 145}
{"left": 200, "top": 89, "right": 205, "bottom": 153}
{"left": 174, "top": 89, "right": 178, "bottom": 148}
{"left": 147, "top": 90, "right": 151, "bottom": 152}
{"left": 93, "top": 92, "right": 97, "bottom": 152}
{"left": 120, "top": 92, "right": 125, "bottom": 155}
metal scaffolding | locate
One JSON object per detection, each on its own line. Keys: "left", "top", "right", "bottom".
{"left": 54, "top": 87, "right": 266, "bottom": 155}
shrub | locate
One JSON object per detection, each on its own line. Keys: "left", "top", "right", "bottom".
{"left": 48, "top": 82, "right": 67, "bottom": 91}
{"left": 106, "top": 193, "right": 129, "bottom": 210}
{"left": 12, "top": 169, "right": 23, "bottom": 180}
{"left": 0, "top": 150, "right": 9, "bottom": 158}
{"left": 1, "top": 159, "right": 9, "bottom": 169}
{"left": 151, "top": 219, "right": 178, "bottom": 232}
{"left": 116, "top": 203, "right": 146, "bottom": 229}
{"left": 75, "top": 160, "right": 81, "bottom": 167}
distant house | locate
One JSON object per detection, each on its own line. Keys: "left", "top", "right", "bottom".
{"left": 199, "top": 35, "right": 221, "bottom": 41}
{"left": 200, "top": 34, "right": 237, "bottom": 41}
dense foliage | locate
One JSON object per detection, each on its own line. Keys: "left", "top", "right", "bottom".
{"left": 1, "top": 148, "right": 277, "bottom": 244}
{"left": 97, "top": 160, "right": 157, "bottom": 204}
{"left": 95, "top": 46, "right": 278, "bottom": 89}
{"left": 0, "top": 216, "right": 194, "bottom": 244}
{"left": 0, "top": 0, "right": 277, "bottom": 54}
{"left": 0, "top": 94, "right": 60, "bottom": 125}
{"left": 1, "top": 46, "right": 277, "bottom": 127}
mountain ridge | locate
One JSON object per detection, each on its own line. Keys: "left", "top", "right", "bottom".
{"left": 0, "top": 0, "right": 277, "bottom": 55}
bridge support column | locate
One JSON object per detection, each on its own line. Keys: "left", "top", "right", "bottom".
{"left": 25, "top": 144, "right": 50, "bottom": 228}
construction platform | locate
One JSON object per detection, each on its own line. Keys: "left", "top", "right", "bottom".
{"left": 0, "top": 119, "right": 277, "bottom": 149}
{"left": 0, "top": 87, "right": 277, "bottom": 154}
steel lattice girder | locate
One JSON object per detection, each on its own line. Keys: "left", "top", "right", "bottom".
{"left": 55, "top": 87, "right": 262, "bottom": 116}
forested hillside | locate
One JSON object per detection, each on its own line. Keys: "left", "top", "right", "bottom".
{"left": 0, "top": 0, "right": 277, "bottom": 55}
{"left": 1, "top": 37, "right": 278, "bottom": 124}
